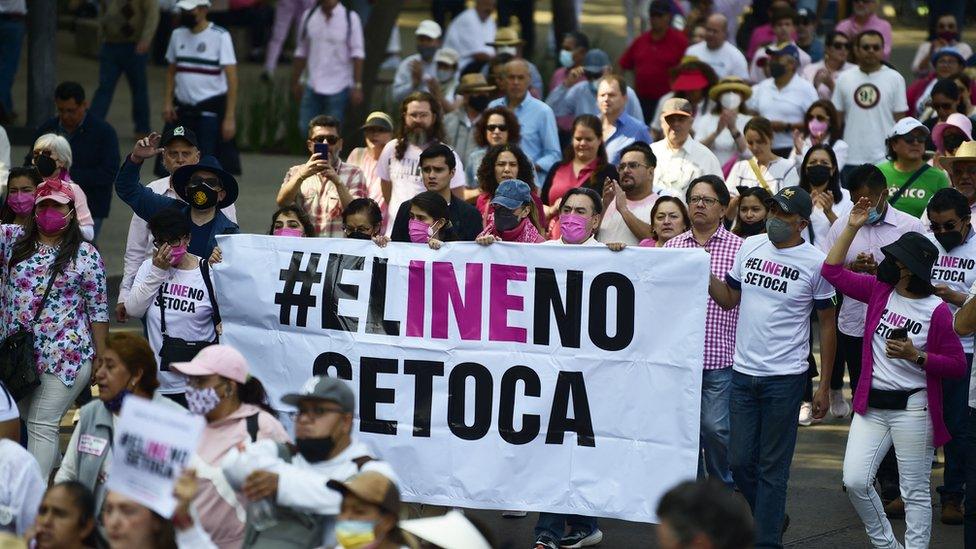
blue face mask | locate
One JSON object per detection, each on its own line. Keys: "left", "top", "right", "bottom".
{"left": 559, "top": 49, "right": 574, "bottom": 68}
{"left": 866, "top": 196, "right": 885, "bottom": 224}
{"left": 102, "top": 389, "right": 131, "bottom": 414}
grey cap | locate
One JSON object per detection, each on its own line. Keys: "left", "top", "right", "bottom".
{"left": 582, "top": 49, "right": 610, "bottom": 74}
{"left": 281, "top": 376, "right": 355, "bottom": 411}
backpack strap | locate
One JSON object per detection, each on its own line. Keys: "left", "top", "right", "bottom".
{"left": 246, "top": 413, "right": 260, "bottom": 443}
{"left": 157, "top": 285, "right": 168, "bottom": 335}
{"left": 888, "top": 164, "right": 930, "bottom": 206}
{"left": 199, "top": 259, "right": 221, "bottom": 338}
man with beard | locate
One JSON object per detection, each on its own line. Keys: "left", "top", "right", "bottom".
{"left": 377, "top": 91, "right": 466, "bottom": 237}
{"left": 223, "top": 376, "right": 396, "bottom": 548}
{"left": 116, "top": 125, "right": 237, "bottom": 323}
{"left": 597, "top": 142, "right": 658, "bottom": 245}
{"left": 392, "top": 20, "right": 443, "bottom": 104}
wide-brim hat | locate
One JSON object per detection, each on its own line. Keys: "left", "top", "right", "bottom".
{"left": 487, "top": 27, "right": 524, "bottom": 47}
{"left": 709, "top": 76, "right": 752, "bottom": 101}
{"left": 456, "top": 73, "right": 496, "bottom": 95}
{"left": 938, "top": 140, "right": 976, "bottom": 171}
{"left": 171, "top": 155, "right": 238, "bottom": 209}
{"left": 880, "top": 232, "right": 939, "bottom": 286}
{"left": 932, "top": 113, "right": 973, "bottom": 152}
{"left": 361, "top": 111, "right": 394, "bottom": 132}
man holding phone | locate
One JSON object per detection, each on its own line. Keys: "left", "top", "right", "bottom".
{"left": 277, "top": 115, "right": 368, "bottom": 237}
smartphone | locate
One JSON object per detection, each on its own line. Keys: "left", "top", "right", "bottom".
{"left": 313, "top": 142, "right": 329, "bottom": 160}
{"left": 888, "top": 328, "right": 908, "bottom": 341}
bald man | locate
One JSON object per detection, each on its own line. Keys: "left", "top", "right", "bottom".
{"left": 685, "top": 14, "right": 749, "bottom": 80}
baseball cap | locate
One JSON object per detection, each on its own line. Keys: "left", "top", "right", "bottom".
{"left": 660, "top": 97, "right": 694, "bottom": 118}
{"left": 887, "top": 117, "right": 929, "bottom": 139}
{"left": 931, "top": 46, "right": 965, "bottom": 67}
{"left": 361, "top": 111, "right": 394, "bottom": 132}
{"left": 434, "top": 47, "right": 460, "bottom": 67}
{"left": 581, "top": 49, "right": 611, "bottom": 75}
{"left": 34, "top": 181, "right": 75, "bottom": 205}
{"left": 415, "top": 20, "right": 442, "bottom": 40}
{"left": 765, "top": 42, "right": 801, "bottom": 64}
{"left": 491, "top": 179, "right": 533, "bottom": 210}
{"left": 281, "top": 376, "right": 355, "bottom": 411}
{"left": 175, "top": 0, "right": 210, "bottom": 10}
{"left": 766, "top": 186, "right": 813, "bottom": 219}
{"left": 171, "top": 344, "right": 249, "bottom": 384}
{"left": 327, "top": 471, "right": 402, "bottom": 515}
{"left": 161, "top": 125, "right": 198, "bottom": 148}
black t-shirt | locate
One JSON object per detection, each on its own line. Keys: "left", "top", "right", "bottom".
{"left": 390, "top": 197, "right": 484, "bottom": 242}
{"left": 189, "top": 217, "right": 216, "bottom": 257}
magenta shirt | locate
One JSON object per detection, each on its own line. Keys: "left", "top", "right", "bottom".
{"left": 821, "top": 263, "right": 966, "bottom": 447}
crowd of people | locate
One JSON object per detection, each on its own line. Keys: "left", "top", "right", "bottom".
{"left": 2, "top": 0, "right": 976, "bottom": 548}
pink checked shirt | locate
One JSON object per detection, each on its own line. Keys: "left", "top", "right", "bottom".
{"left": 294, "top": 3, "right": 365, "bottom": 95}
{"left": 665, "top": 226, "right": 743, "bottom": 369}
{"left": 282, "top": 161, "right": 368, "bottom": 238}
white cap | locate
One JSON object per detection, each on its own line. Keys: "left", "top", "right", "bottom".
{"left": 434, "top": 47, "right": 460, "bottom": 66}
{"left": 415, "top": 20, "right": 443, "bottom": 39}
{"left": 175, "top": 0, "right": 211, "bottom": 9}
{"left": 399, "top": 511, "right": 492, "bottom": 549}
{"left": 887, "top": 117, "right": 929, "bottom": 139}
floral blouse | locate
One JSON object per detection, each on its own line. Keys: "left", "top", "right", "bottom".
{"left": 0, "top": 225, "right": 109, "bottom": 387}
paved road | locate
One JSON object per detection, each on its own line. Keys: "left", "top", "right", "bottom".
{"left": 9, "top": 3, "right": 964, "bottom": 547}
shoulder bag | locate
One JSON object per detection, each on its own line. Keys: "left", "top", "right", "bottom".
{"left": 158, "top": 260, "right": 221, "bottom": 371}
{"left": 0, "top": 270, "right": 57, "bottom": 401}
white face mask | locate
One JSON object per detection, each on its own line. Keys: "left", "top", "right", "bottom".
{"left": 720, "top": 92, "right": 742, "bottom": 111}
{"left": 436, "top": 68, "right": 455, "bottom": 82}
{"left": 496, "top": 46, "right": 518, "bottom": 56}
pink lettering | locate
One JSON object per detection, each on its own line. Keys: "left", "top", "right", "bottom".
{"left": 488, "top": 264, "right": 527, "bottom": 343}
{"left": 406, "top": 260, "right": 425, "bottom": 337}
{"left": 431, "top": 262, "right": 483, "bottom": 340}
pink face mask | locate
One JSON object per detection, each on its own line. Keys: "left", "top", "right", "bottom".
{"left": 7, "top": 192, "right": 34, "bottom": 215}
{"left": 408, "top": 218, "right": 433, "bottom": 243}
{"left": 273, "top": 227, "right": 304, "bottom": 237}
{"left": 559, "top": 213, "right": 591, "bottom": 244}
{"left": 808, "top": 118, "right": 829, "bottom": 138}
{"left": 169, "top": 244, "right": 188, "bottom": 266}
{"left": 35, "top": 207, "right": 70, "bottom": 235}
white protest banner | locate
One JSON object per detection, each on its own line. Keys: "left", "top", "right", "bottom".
{"left": 106, "top": 396, "right": 205, "bottom": 517}
{"left": 213, "top": 235, "right": 709, "bottom": 523}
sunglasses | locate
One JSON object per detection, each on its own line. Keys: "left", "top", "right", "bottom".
{"left": 898, "top": 135, "right": 927, "bottom": 144}
{"left": 830, "top": 42, "right": 850, "bottom": 50}
{"left": 859, "top": 44, "right": 882, "bottom": 52}
{"left": 311, "top": 134, "right": 340, "bottom": 145}
{"left": 487, "top": 124, "right": 508, "bottom": 132}
{"left": 188, "top": 176, "right": 221, "bottom": 188}
{"left": 930, "top": 220, "right": 964, "bottom": 232}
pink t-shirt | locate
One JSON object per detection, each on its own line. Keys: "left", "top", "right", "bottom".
{"left": 294, "top": 3, "right": 365, "bottom": 95}
{"left": 835, "top": 14, "right": 893, "bottom": 59}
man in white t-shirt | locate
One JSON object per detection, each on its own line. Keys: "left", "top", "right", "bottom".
{"left": 377, "top": 91, "right": 466, "bottom": 236}
{"left": 684, "top": 14, "right": 749, "bottom": 80}
{"left": 651, "top": 98, "right": 723, "bottom": 197}
{"left": 709, "top": 186, "right": 836, "bottom": 548}
{"left": 442, "top": 0, "right": 496, "bottom": 71}
{"left": 164, "top": 0, "right": 238, "bottom": 159}
{"left": 925, "top": 187, "right": 976, "bottom": 524}
{"left": 598, "top": 142, "right": 658, "bottom": 245}
{"left": 833, "top": 30, "right": 908, "bottom": 181}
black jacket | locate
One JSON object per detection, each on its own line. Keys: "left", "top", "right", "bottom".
{"left": 391, "top": 196, "right": 483, "bottom": 242}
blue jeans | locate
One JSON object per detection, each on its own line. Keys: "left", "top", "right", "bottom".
{"left": 533, "top": 513, "right": 598, "bottom": 544}
{"left": 730, "top": 371, "right": 806, "bottom": 549}
{"left": 939, "top": 354, "right": 973, "bottom": 502}
{"left": 963, "top": 407, "right": 976, "bottom": 546}
{"left": 0, "top": 18, "right": 25, "bottom": 116}
{"left": 90, "top": 42, "right": 151, "bottom": 133}
{"left": 699, "top": 367, "right": 734, "bottom": 488}
{"left": 299, "top": 86, "right": 350, "bottom": 131}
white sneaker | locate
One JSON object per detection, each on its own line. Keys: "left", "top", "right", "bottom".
{"left": 829, "top": 390, "right": 851, "bottom": 418}
{"left": 798, "top": 402, "right": 813, "bottom": 426}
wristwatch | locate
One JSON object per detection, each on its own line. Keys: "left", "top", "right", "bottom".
{"left": 914, "top": 351, "right": 926, "bottom": 367}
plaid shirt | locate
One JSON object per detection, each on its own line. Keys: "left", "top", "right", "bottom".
{"left": 664, "top": 226, "right": 743, "bottom": 369}
{"left": 282, "top": 160, "right": 368, "bottom": 238}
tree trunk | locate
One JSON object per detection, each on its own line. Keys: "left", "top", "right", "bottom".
{"left": 551, "top": 0, "right": 579, "bottom": 46}
{"left": 342, "top": 0, "right": 404, "bottom": 140}
{"left": 27, "top": 0, "right": 58, "bottom": 130}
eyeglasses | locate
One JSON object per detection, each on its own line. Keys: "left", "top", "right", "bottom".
{"left": 859, "top": 44, "right": 882, "bottom": 52}
{"left": 898, "top": 135, "right": 927, "bottom": 145}
{"left": 487, "top": 124, "right": 508, "bottom": 133}
{"left": 933, "top": 102, "right": 956, "bottom": 110}
{"left": 311, "top": 134, "right": 340, "bottom": 145}
{"left": 296, "top": 404, "right": 347, "bottom": 419}
{"left": 617, "top": 161, "right": 648, "bottom": 171}
{"left": 688, "top": 195, "right": 720, "bottom": 206}
{"left": 830, "top": 41, "right": 850, "bottom": 50}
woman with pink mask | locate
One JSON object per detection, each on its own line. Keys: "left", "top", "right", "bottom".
{"left": 268, "top": 205, "right": 317, "bottom": 237}
{"left": 125, "top": 209, "right": 221, "bottom": 407}
{"left": 1, "top": 166, "right": 41, "bottom": 225}
{"left": 30, "top": 134, "right": 96, "bottom": 241}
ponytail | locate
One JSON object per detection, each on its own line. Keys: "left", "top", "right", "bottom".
{"left": 237, "top": 377, "right": 278, "bottom": 418}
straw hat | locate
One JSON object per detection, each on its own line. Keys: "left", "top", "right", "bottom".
{"left": 939, "top": 140, "right": 976, "bottom": 171}
{"left": 709, "top": 76, "right": 752, "bottom": 101}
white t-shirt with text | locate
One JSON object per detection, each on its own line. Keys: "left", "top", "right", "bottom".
{"left": 929, "top": 231, "right": 976, "bottom": 353}
{"left": 870, "top": 291, "right": 939, "bottom": 390}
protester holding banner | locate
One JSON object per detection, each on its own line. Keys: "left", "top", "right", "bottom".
{"left": 823, "top": 196, "right": 965, "bottom": 549}
{"left": 268, "top": 205, "right": 316, "bottom": 238}
{"left": 124, "top": 210, "right": 221, "bottom": 405}
{"left": 169, "top": 345, "right": 289, "bottom": 548}
{"left": 665, "top": 175, "right": 743, "bottom": 490}
{"left": 474, "top": 143, "right": 546, "bottom": 231}
{"left": 327, "top": 470, "right": 414, "bottom": 549}
{"left": 390, "top": 144, "right": 483, "bottom": 242}
{"left": 477, "top": 179, "right": 546, "bottom": 244}
{"left": 709, "top": 185, "right": 837, "bottom": 547}
{"left": 56, "top": 332, "right": 185, "bottom": 515}
{"left": 342, "top": 198, "right": 385, "bottom": 240}
{"left": 642, "top": 197, "right": 689, "bottom": 248}
{"left": 30, "top": 481, "right": 97, "bottom": 549}
{"left": 222, "top": 376, "right": 395, "bottom": 548}
{"left": 1, "top": 181, "right": 108, "bottom": 480}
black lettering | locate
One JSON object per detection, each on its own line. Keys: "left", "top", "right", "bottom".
{"left": 498, "top": 366, "right": 541, "bottom": 445}
{"left": 546, "top": 371, "right": 595, "bottom": 447}
{"left": 366, "top": 257, "right": 401, "bottom": 336}
{"left": 447, "top": 362, "right": 493, "bottom": 440}
{"left": 533, "top": 269, "right": 583, "bottom": 348}
{"left": 312, "top": 352, "right": 353, "bottom": 380}
{"left": 588, "top": 272, "right": 635, "bottom": 351}
{"left": 359, "top": 356, "right": 398, "bottom": 435}
{"left": 323, "top": 253, "right": 364, "bottom": 332}
{"left": 403, "top": 360, "right": 444, "bottom": 437}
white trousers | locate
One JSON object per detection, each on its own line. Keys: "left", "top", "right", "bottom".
{"left": 18, "top": 362, "right": 92, "bottom": 479}
{"left": 842, "top": 391, "right": 933, "bottom": 549}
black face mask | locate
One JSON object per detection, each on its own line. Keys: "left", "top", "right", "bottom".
{"left": 876, "top": 257, "right": 902, "bottom": 285}
{"left": 468, "top": 95, "right": 491, "bottom": 113}
{"left": 805, "top": 165, "right": 832, "bottom": 187}
{"left": 34, "top": 155, "right": 58, "bottom": 179}
{"left": 186, "top": 183, "right": 219, "bottom": 210}
{"left": 769, "top": 62, "right": 787, "bottom": 79}
{"left": 907, "top": 276, "right": 934, "bottom": 296}
{"left": 295, "top": 436, "right": 335, "bottom": 463}
{"left": 179, "top": 10, "right": 197, "bottom": 29}
{"left": 943, "top": 133, "right": 966, "bottom": 153}
{"left": 935, "top": 230, "right": 964, "bottom": 251}
{"left": 738, "top": 219, "right": 766, "bottom": 236}
{"left": 346, "top": 231, "right": 372, "bottom": 240}
{"left": 494, "top": 208, "right": 521, "bottom": 231}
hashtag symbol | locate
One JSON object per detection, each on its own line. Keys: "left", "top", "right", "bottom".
{"left": 274, "top": 251, "right": 323, "bottom": 327}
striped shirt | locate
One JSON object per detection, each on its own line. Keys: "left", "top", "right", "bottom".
{"left": 664, "top": 226, "right": 743, "bottom": 369}
{"left": 166, "top": 23, "right": 236, "bottom": 105}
